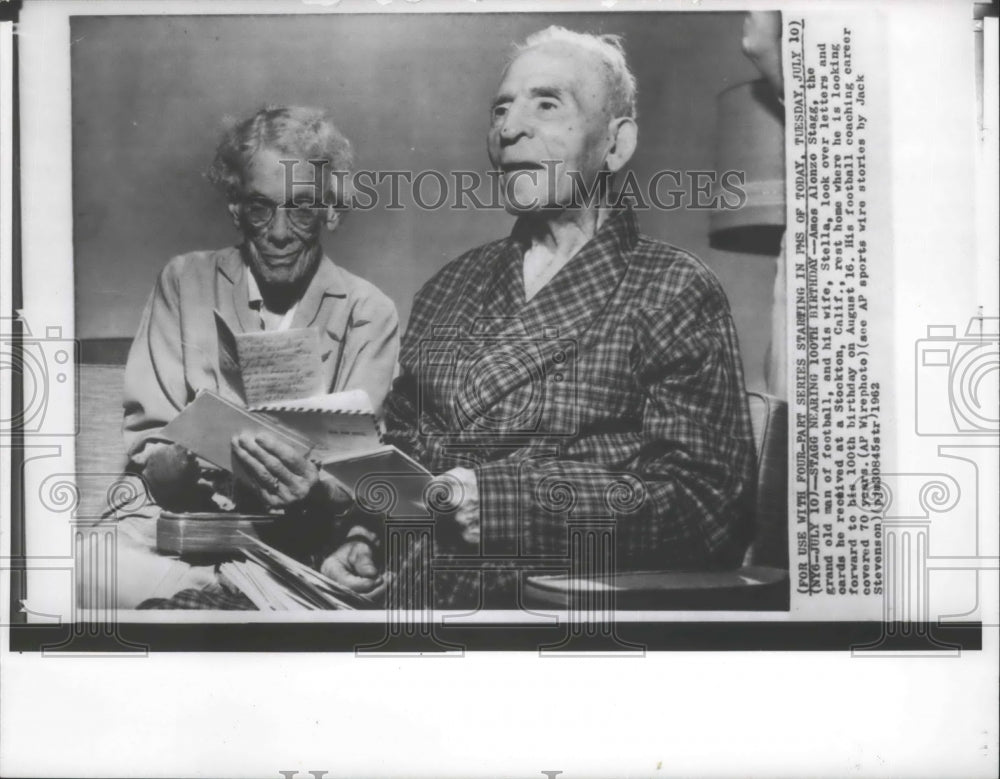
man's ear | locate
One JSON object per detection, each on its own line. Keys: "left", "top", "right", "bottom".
{"left": 605, "top": 117, "right": 638, "bottom": 174}
{"left": 227, "top": 202, "right": 242, "bottom": 231}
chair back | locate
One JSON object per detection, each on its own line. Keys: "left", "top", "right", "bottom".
{"left": 744, "top": 391, "right": 788, "bottom": 568}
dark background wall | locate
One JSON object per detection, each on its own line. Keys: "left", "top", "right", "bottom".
{"left": 71, "top": 12, "right": 774, "bottom": 389}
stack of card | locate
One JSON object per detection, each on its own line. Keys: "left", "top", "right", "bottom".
{"left": 217, "top": 532, "right": 376, "bottom": 610}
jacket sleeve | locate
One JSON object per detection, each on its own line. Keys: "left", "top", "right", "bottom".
{"left": 122, "top": 256, "right": 191, "bottom": 459}
{"left": 334, "top": 287, "right": 400, "bottom": 419}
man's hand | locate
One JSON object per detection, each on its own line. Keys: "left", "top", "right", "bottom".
{"left": 320, "top": 539, "right": 384, "bottom": 595}
{"left": 141, "top": 442, "right": 201, "bottom": 510}
{"left": 430, "top": 466, "right": 480, "bottom": 545}
{"left": 232, "top": 432, "right": 352, "bottom": 512}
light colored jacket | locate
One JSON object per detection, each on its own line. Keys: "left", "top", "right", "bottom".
{"left": 123, "top": 246, "right": 399, "bottom": 457}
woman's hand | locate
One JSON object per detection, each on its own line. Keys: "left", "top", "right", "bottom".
{"left": 232, "top": 432, "right": 351, "bottom": 512}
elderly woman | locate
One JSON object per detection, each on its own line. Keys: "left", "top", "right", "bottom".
{"left": 124, "top": 106, "right": 399, "bottom": 514}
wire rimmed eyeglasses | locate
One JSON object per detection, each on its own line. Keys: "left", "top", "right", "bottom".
{"left": 240, "top": 197, "right": 327, "bottom": 231}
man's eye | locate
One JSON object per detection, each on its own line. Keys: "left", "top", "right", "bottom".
{"left": 537, "top": 100, "right": 558, "bottom": 112}
{"left": 492, "top": 105, "right": 509, "bottom": 120}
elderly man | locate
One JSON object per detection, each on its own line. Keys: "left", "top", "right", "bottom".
{"left": 124, "top": 105, "right": 399, "bottom": 515}
{"left": 323, "top": 27, "right": 757, "bottom": 607}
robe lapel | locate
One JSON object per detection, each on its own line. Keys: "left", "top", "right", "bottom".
{"left": 423, "top": 239, "right": 522, "bottom": 337}
{"left": 512, "top": 208, "right": 636, "bottom": 346}
{"left": 479, "top": 239, "right": 527, "bottom": 321}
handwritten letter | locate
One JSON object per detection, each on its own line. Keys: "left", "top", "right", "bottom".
{"left": 233, "top": 327, "right": 324, "bottom": 406}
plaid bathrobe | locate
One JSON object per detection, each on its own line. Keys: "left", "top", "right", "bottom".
{"left": 381, "top": 208, "right": 756, "bottom": 609}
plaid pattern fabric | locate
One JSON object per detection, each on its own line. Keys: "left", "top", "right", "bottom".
{"left": 383, "top": 209, "right": 756, "bottom": 609}
{"left": 138, "top": 582, "right": 256, "bottom": 610}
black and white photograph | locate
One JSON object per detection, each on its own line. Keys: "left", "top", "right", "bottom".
{"left": 1, "top": 1, "right": 997, "bottom": 777}
{"left": 66, "top": 10, "right": 793, "bottom": 622}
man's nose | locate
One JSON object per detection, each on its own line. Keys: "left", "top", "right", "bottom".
{"left": 267, "top": 208, "right": 294, "bottom": 246}
{"left": 499, "top": 102, "right": 532, "bottom": 145}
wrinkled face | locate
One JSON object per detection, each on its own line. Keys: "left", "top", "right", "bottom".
{"left": 234, "top": 147, "right": 326, "bottom": 291}
{"left": 488, "top": 44, "right": 613, "bottom": 214}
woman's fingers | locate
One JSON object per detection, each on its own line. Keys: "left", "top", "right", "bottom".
{"left": 230, "top": 433, "right": 327, "bottom": 508}
{"left": 235, "top": 434, "right": 298, "bottom": 484}
{"left": 231, "top": 436, "right": 274, "bottom": 485}
{"left": 231, "top": 442, "right": 281, "bottom": 505}
{"left": 232, "top": 435, "right": 308, "bottom": 506}
{"left": 254, "top": 433, "right": 315, "bottom": 478}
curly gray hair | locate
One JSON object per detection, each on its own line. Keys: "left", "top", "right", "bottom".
{"left": 205, "top": 105, "right": 355, "bottom": 204}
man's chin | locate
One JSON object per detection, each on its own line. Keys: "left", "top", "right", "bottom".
{"left": 502, "top": 199, "right": 569, "bottom": 217}
{"left": 500, "top": 181, "right": 580, "bottom": 216}
{"left": 502, "top": 200, "right": 540, "bottom": 216}
{"left": 501, "top": 191, "right": 555, "bottom": 215}
{"left": 499, "top": 177, "right": 545, "bottom": 212}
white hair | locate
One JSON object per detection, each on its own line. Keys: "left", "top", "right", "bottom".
{"left": 515, "top": 26, "right": 638, "bottom": 119}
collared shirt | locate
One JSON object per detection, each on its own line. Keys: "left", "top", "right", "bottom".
{"left": 245, "top": 268, "right": 298, "bottom": 331}
{"left": 382, "top": 208, "right": 757, "bottom": 608}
